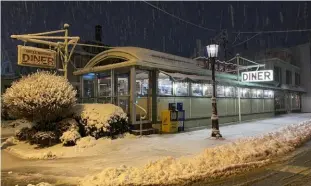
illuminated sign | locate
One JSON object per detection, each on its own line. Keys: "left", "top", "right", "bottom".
{"left": 17, "top": 45, "right": 57, "bottom": 68}
{"left": 241, "top": 70, "right": 274, "bottom": 82}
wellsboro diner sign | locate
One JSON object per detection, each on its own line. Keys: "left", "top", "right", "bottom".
{"left": 17, "top": 45, "right": 57, "bottom": 69}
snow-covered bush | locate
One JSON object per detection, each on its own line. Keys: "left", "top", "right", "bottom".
{"left": 32, "top": 131, "right": 58, "bottom": 146}
{"left": 2, "top": 71, "right": 77, "bottom": 123}
{"left": 1, "top": 96, "right": 13, "bottom": 120}
{"left": 60, "top": 129, "right": 81, "bottom": 146}
{"left": 55, "top": 118, "right": 79, "bottom": 137}
{"left": 15, "top": 127, "right": 37, "bottom": 141}
{"left": 74, "top": 104, "right": 129, "bottom": 139}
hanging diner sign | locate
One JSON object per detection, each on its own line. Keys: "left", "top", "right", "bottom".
{"left": 241, "top": 70, "right": 274, "bottom": 82}
{"left": 17, "top": 45, "right": 57, "bottom": 68}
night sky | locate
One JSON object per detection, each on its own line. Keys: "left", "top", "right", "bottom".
{"left": 1, "top": 1, "right": 311, "bottom": 70}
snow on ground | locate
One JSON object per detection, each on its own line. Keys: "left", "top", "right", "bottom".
{"left": 27, "top": 182, "right": 53, "bottom": 186}
{"left": 2, "top": 114, "right": 311, "bottom": 163}
{"left": 79, "top": 118, "right": 311, "bottom": 186}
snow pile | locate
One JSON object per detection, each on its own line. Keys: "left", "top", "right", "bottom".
{"left": 79, "top": 119, "right": 311, "bottom": 186}
{"left": 6, "top": 146, "right": 57, "bottom": 160}
{"left": 2, "top": 71, "right": 76, "bottom": 122}
{"left": 75, "top": 104, "right": 128, "bottom": 131}
{"left": 76, "top": 136, "right": 97, "bottom": 148}
{"left": 1, "top": 137, "right": 18, "bottom": 149}
{"left": 60, "top": 129, "right": 81, "bottom": 146}
{"left": 27, "top": 182, "right": 53, "bottom": 186}
{"left": 74, "top": 104, "right": 129, "bottom": 139}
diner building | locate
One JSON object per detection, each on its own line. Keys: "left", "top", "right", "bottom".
{"left": 73, "top": 47, "right": 303, "bottom": 133}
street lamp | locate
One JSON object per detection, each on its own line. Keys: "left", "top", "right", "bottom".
{"left": 206, "top": 44, "right": 222, "bottom": 138}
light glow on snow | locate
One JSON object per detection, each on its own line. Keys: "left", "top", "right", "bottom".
{"left": 79, "top": 119, "right": 311, "bottom": 186}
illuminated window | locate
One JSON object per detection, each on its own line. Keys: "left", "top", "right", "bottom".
{"left": 174, "top": 82, "right": 189, "bottom": 96}
{"left": 242, "top": 88, "right": 250, "bottom": 98}
{"left": 136, "top": 70, "right": 149, "bottom": 96}
{"left": 264, "top": 90, "right": 274, "bottom": 98}
{"left": 203, "top": 84, "right": 213, "bottom": 97}
{"left": 191, "top": 83, "right": 203, "bottom": 96}
{"left": 158, "top": 72, "right": 173, "bottom": 96}
{"left": 217, "top": 85, "right": 225, "bottom": 97}
{"left": 225, "top": 86, "right": 235, "bottom": 97}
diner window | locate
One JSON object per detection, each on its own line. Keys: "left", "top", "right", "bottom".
{"left": 256, "top": 89, "right": 263, "bottom": 98}
{"left": 217, "top": 85, "right": 225, "bottom": 97}
{"left": 98, "top": 72, "right": 111, "bottom": 97}
{"left": 203, "top": 84, "right": 213, "bottom": 97}
{"left": 158, "top": 72, "right": 173, "bottom": 96}
{"left": 83, "top": 73, "right": 95, "bottom": 98}
{"left": 263, "top": 90, "right": 274, "bottom": 98}
{"left": 191, "top": 83, "right": 203, "bottom": 96}
{"left": 136, "top": 70, "right": 149, "bottom": 96}
{"left": 242, "top": 88, "right": 250, "bottom": 98}
{"left": 117, "top": 76, "right": 128, "bottom": 96}
{"left": 174, "top": 82, "right": 189, "bottom": 96}
{"left": 225, "top": 86, "right": 235, "bottom": 97}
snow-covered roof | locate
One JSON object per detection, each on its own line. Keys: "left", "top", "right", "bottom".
{"left": 72, "top": 46, "right": 291, "bottom": 90}
{"left": 73, "top": 46, "right": 202, "bottom": 76}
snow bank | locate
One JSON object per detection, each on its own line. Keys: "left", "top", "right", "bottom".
{"left": 76, "top": 136, "right": 97, "bottom": 148}
{"left": 5, "top": 142, "right": 58, "bottom": 160}
{"left": 74, "top": 104, "right": 128, "bottom": 132}
{"left": 1, "top": 137, "right": 18, "bottom": 149}
{"left": 27, "top": 182, "right": 53, "bottom": 186}
{"left": 60, "top": 129, "right": 81, "bottom": 145}
{"left": 79, "top": 119, "right": 311, "bottom": 186}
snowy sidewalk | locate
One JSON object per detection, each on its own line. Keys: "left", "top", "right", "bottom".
{"left": 2, "top": 113, "right": 311, "bottom": 186}
{"left": 3, "top": 114, "right": 311, "bottom": 166}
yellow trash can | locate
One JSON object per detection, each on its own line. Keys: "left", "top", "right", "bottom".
{"left": 161, "top": 110, "right": 178, "bottom": 133}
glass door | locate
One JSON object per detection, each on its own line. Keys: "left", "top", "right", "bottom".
{"left": 116, "top": 72, "right": 130, "bottom": 115}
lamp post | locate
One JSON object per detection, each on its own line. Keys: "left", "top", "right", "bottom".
{"left": 206, "top": 44, "right": 222, "bottom": 138}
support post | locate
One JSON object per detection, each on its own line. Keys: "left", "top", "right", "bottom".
{"left": 63, "top": 24, "right": 69, "bottom": 79}
{"left": 211, "top": 57, "right": 222, "bottom": 138}
{"left": 237, "top": 54, "right": 242, "bottom": 122}
{"left": 130, "top": 67, "right": 137, "bottom": 124}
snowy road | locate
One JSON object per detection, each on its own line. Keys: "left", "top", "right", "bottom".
{"left": 2, "top": 113, "right": 311, "bottom": 186}
{"left": 194, "top": 141, "right": 311, "bottom": 186}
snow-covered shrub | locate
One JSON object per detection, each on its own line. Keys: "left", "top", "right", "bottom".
{"left": 74, "top": 104, "right": 129, "bottom": 139}
{"left": 60, "top": 129, "right": 81, "bottom": 146}
{"left": 1, "top": 96, "right": 13, "bottom": 120}
{"left": 32, "top": 131, "right": 58, "bottom": 146}
{"left": 76, "top": 136, "right": 97, "bottom": 148}
{"left": 2, "top": 71, "right": 77, "bottom": 123}
{"left": 15, "top": 127, "right": 37, "bottom": 141}
{"left": 55, "top": 118, "right": 79, "bottom": 137}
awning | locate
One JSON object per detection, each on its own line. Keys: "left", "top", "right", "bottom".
{"left": 280, "top": 84, "right": 306, "bottom": 92}
{"left": 160, "top": 71, "right": 212, "bottom": 82}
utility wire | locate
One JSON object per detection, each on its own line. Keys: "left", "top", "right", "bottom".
{"left": 232, "top": 33, "right": 262, "bottom": 47}
{"left": 233, "top": 28, "right": 311, "bottom": 34}
{"left": 141, "top": 1, "right": 216, "bottom": 32}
